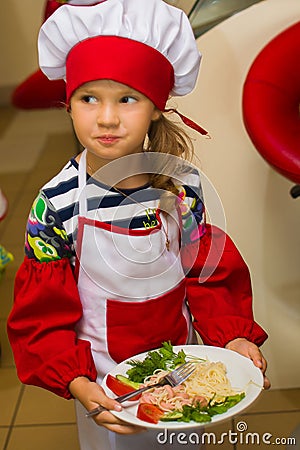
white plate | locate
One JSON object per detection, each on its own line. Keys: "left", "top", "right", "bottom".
{"left": 102, "top": 345, "right": 263, "bottom": 429}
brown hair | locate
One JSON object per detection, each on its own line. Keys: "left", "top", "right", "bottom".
{"left": 69, "top": 102, "right": 196, "bottom": 209}
{"left": 145, "top": 113, "right": 194, "bottom": 205}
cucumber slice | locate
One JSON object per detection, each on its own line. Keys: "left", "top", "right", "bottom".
{"left": 161, "top": 411, "right": 183, "bottom": 421}
{"left": 116, "top": 374, "right": 141, "bottom": 389}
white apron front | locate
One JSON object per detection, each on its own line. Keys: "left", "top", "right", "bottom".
{"left": 74, "top": 151, "right": 199, "bottom": 450}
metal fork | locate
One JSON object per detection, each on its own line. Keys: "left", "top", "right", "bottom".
{"left": 86, "top": 360, "right": 196, "bottom": 418}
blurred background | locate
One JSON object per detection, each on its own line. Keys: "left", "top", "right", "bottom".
{"left": 0, "top": 1, "right": 299, "bottom": 449}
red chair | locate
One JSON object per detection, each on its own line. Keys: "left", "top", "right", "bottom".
{"left": 242, "top": 22, "right": 300, "bottom": 195}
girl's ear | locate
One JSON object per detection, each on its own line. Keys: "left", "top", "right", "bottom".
{"left": 151, "top": 108, "right": 162, "bottom": 122}
{"left": 67, "top": 104, "right": 72, "bottom": 117}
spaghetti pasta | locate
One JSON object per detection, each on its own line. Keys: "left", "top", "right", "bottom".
{"left": 183, "top": 360, "right": 238, "bottom": 403}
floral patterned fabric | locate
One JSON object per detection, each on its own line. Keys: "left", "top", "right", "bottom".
{"left": 25, "top": 192, "right": 73, "bottom": 262}
{"left": 177, "top": 185, "right": 206, "bottom": 244}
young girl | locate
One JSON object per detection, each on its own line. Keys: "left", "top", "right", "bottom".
{"left": 7, "top": 1, "right": 270, "bottom": 449}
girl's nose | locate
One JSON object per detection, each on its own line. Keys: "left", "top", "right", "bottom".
{"left": 97, "top": 103, "right": 120, "bottom": 127}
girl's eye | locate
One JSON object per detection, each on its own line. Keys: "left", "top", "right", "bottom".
{"left": 120, "top": 96, "right": 137, "bottom": 104}
{"left": 81, "top": 95, "right": 97, "bottom": 104}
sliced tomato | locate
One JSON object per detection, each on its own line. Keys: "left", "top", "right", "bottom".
{"left": 106, "top": 374, "right": 141, "bottom": 401}
{"left": 137, "top": 403, "right": 164, "bottom": 424}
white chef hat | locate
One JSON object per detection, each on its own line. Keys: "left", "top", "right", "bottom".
{"left": 38, "top": 0, "right": 201, "bottom": 111}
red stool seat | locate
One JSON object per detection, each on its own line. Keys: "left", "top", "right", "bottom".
{"left": 242, "top": 22, "right": 300, "bottom": 184}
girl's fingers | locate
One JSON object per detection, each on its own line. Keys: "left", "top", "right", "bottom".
{"left": 249, "top": 348, "right": 267, "bottom": 375}
{"left": 225, "top": 338, "right": 271, "bottom": 390}
{"left": 263, "top": 375, "right": 271, "bottom": 390}
{"left": 248, "top": 346, "right": 264, "bottom": 368}
{"left": 248, "top": 348, "right": 271, "bottom": 390}
{"left": 93, "top": 410, "right": 146, "bottom": 434}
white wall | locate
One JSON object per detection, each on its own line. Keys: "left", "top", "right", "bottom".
{"left": 173, "top": 0, "right": 300, "bottom": 388}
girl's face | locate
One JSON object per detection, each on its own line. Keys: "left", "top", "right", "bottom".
{"left": 70, "top": 79, "right": 160, "bottom": 167}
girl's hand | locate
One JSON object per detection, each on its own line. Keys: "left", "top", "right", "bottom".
{"left": 225, "top": 338, "right": 271, "bottom": 389}
{"left": 69, "top": 376, "right": 146, "bottom": 434}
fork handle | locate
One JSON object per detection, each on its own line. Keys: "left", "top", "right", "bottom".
{"left": 85, "top": 382, "right": 162, "bottom": 418}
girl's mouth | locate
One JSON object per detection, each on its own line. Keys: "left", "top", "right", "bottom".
{"left": 97, "top": 135, "right": 121, "bottom": 144}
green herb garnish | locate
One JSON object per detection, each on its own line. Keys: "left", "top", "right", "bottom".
{"left": 126, "top": 341, "right": 186, "bottom": 383}
{"left": 207, "top": 393, "right": 245, "bottom": 416}
{"left": 161, "top": 404, "right": 211, "bottom": 423}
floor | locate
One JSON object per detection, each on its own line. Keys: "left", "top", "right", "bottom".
{"left": 0, "top": 105, "right": 299, "bottom": 450}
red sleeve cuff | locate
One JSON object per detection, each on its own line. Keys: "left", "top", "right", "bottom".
{"left": 18, "top": 339, "right": 98, "bottom": 399}
{"left": 193, "top": 316, "right": 268, "bottom": 348}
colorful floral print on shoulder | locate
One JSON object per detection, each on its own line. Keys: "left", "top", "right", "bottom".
{"left": 25, "top": 192, "right": 73, "bottom": 262}
{"left": 177, "top": 185, "right": 206, "bottom": 244}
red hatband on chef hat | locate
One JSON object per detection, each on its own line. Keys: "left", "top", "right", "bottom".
{"left": 66, "top": 36, "right": 174, "bottom": 111}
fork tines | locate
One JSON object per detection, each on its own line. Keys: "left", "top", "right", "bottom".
{"left": 166, "top": 361, "right": 197, "bottom": 386}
